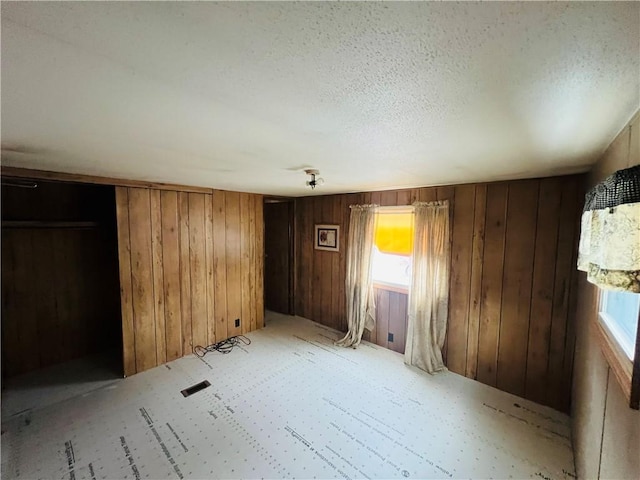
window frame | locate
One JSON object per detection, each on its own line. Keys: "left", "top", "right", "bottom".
{"left": 372, "top": 280, "right": 410, "bottom": 295}
{"left": 595, "top": 289, "right": 640, "bottom": 409}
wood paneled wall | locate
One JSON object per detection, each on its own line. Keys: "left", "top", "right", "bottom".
{"left": 295, "top": 175, "right": 582, "bottom": 412}
{"left": 1, "top": 182, "right": 121, "bottom": 377}
{"left": 363, "top": 288, "right": 409, "bottom": 354}
{"left": 573, "top": 110, "right": 640, "bottom": 479}
{"left": 116, "top": 187, "right": 264, "bottom": 376}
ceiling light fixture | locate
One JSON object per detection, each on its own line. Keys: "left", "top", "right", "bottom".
{"left": 304, "top": 169, "right": 324, "bottom": 190}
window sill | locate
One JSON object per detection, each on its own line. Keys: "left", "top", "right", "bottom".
{"left": 373, "top": 282, "right": 409, "bottom": 295}
{"left": 594, "top": 313, "right": 640, "bottom": 409}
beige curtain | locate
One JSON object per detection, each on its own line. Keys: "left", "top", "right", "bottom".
{"left": 405, "top": 201, "right": 450, "bottom": 373}
{"left": 336, "top": 205, "right": 378, "bottom": 348}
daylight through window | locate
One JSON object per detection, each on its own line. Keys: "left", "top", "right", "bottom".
{"left": 599, "top": 289, "right": 640, "bottom": 361}
{"left": 372, "top": 208, "right": 414, "bottom": 290}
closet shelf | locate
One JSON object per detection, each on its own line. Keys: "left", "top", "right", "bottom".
{"left": 1, "top": 221, "right": 100, "bottom": 229}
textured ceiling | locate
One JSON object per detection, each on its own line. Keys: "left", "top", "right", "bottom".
{"left": 2, "top": 2, "right": 639, "bottom": 196}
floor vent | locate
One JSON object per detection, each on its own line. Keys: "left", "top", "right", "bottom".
{"left": 181, "top": 380, "right": 211, "bottom": 398}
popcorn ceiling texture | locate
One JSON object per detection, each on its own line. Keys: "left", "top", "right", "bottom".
{"left": 1, "top": 2, "right": 638, "bottom": 195}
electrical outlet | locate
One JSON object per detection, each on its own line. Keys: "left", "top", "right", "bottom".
{"left": 235, "top": 318, "right": 240, "bottom": 328}
{"left": 388, "top": 333, "right": 394, "bottom": 342}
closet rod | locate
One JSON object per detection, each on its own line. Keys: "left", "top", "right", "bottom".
{"left": 1, "top": 221, "right": 100, "bottom": 229}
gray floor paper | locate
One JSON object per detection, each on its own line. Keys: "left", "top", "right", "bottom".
{"left": 1, "top": 311, "right": 575, "bottom": 480}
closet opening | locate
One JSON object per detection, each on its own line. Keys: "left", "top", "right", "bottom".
{"left": 1, "top": 178, "right": 123, "bottom": 417}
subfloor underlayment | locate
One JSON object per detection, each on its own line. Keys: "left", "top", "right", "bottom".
{"left": 1, "top": 312, "right": 576, "bottom": 480}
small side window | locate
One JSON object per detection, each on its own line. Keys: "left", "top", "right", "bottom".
{"left": 599, "top": 290, "right": 640, "bottom": 361}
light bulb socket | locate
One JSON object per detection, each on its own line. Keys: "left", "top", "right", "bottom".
{"left": 304, "top": 169, "right": 323, "bottom": 189}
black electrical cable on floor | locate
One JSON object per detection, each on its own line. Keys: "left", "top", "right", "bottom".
{"left": 193, "top": 335, "right": 251, "bottom": 357}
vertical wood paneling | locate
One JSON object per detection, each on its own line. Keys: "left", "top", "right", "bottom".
{"left": 419, "top": 187, "right": 437, "bottom": 202}
{"left": 116, "top": 187, "right": 136, "bottom": 376}
{"left": 547, "top": 178, "right": 579, "bottom": 409}
{"left": 115, "top": 187, "right": 264, "bottom": 376}
{"left": 371, "top": 287, "right": 409, "bottom": 355}
{"left": 295, "top": 176, "right": 581, "bottom": 412}
{"left": 212, "top": 190, "right": 228, "bottom": 341}
{"left": 376, "top": 289, "right": 390, "bottom": 349}
{"left": 312, "top": 198, "right": 323, "bottom": 323}
{"left": 497, "top": 180, "right": 538, "bottom": 396}
{"left": 160, "top": 191, "right": 182, "bottom": 361}
{"left": 188, "top": 193, "right": 207, "bottom": 349}
{"left": 240, "top": 193, "right": 252, "bottom": 334}
{"left": 447, "top": 185, "right": 475, "bottom": 375}
{"left": 320, "top": 200, "right": 334, "bottom": 325}
{"left": 2, "top": 180, "right": 264, "bottom": 379}
{"left": 255, "top": 195, "right": 265, "bottom": 328}
{"left": 66, "top": 232, "right": 84, "bottom": 356}
{"left": 69, "top": 233, "right": 88, "bottom": 356}
{"left": 2, "top": 180, "right": 123, "bottom": 378}
{"left": 225, "top": 192, "right": 242, "bottom": 336}
{"left": 50, "top": 231, "right": 72, "bottom": 365}
{"left": 436, "top": 186, "right": 455, "bottom": 203}
{"left": 127, "top": 188, "right": 157, "bottom": 372}
{"left": 248, "top": 195, "right": 257, "bottom": 332}
{"left": 205, "top": 195, "right": 216, "bottom": 344}
{"left": 150, "top": 190, "right": 167, "bottom": 365}
{"left": 15, "top": 232, "right": 40, "bottom": 373}
{"left": 296, "top": 198, "right": 310, "bottom": 317}
{"left": 380, "top": 190, "right": 396, "bottom": 206}
{"left": 477, "top": 183, "right": 508, "bottom": 387}
{"left": 331, "top": 198, "right": 341, "bottom": 328}
{"left": 526, "top": 178, "right": 561, "bottom": 403}
{"left": 396, "top": 189, "right": 411, "bottom": 206}
{"left": 562, "top": 194, "right": 581, "bottom": 413}
{"left": 466, "top": 185, "right": 486, "bottom": 379}
{"left": 178, "top": 192, "right": 192, "bottom": 354}
{"left": 1, "top": 231, "right": 18, "bottom": 375}
{"left": 34, "top": 231, "right": 58, "bottom": 367}
{"left": 388, "top": 292, "right": 407, "bottom": 354}
{"left": 573, "top": 110, "right": 639, "bottom": 480}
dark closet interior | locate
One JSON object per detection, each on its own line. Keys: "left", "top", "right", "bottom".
{"left": 1, "top": 178, "right": 122, "bottom": 380}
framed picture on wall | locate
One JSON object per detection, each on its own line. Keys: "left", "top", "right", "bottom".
{"left": 315, "top": 224, "right": 340, "bottom": 252}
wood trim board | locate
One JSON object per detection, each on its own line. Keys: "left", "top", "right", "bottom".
{"left": 2, "top": 166, "right": 213, "bottom": 194}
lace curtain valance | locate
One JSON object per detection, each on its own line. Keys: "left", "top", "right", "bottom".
{"left": 577, "top": 165, "right": 640, "bottom": 292}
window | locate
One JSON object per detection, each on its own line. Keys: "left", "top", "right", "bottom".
{"left": 595, "top": 288, "right": 640, "bottom": 408}
{"left": 599, "top": 290, "right": 640, "bottom": 360}
{"left": 371, "top": 208, "right": 414, "bottom": 291}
